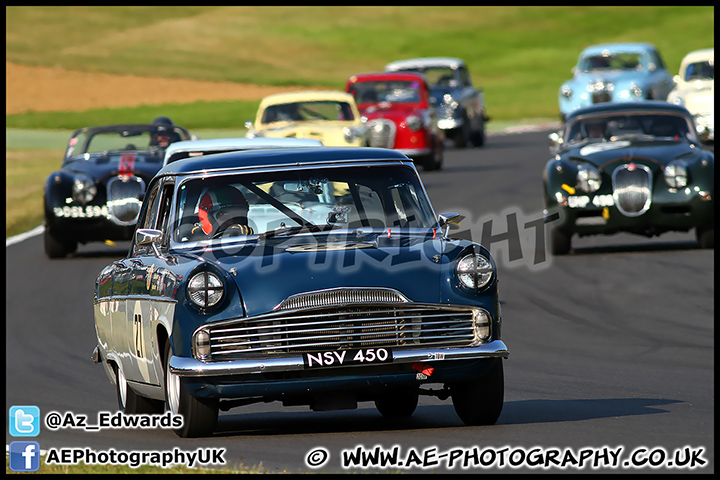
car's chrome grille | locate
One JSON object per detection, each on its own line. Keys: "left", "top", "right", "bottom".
{"left": 206, "top": 304, "right": 477, "bottom": 359}
{"left": 276, "top": 288, "right": 409, "bottom": 311}
{"left": 612, "top": 163, "right": 652, "bottom": 216}
{"left": 367, "top": 119, "right": 396, "bottom": 149}
{"left": 106, "top": 175, "right": 145, "bottom": 225}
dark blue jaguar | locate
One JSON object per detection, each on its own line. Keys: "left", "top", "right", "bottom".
{"left": 43, "top": 118, "right": 192, "bottom": 258}
{"left": 92, "top": 147, "right": 508, "bottom": 437}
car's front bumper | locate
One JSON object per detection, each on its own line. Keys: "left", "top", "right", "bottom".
{"left": 170, "top": 341, "right": 508, "bottom": 400}
{"left": 545, "top": 192, "right": 714, "bottom": 236}
{"left": 171, "top": 340, "right": 508, "bottom": 377}
{"left": 437, "top": 118, "right": 464, "bottom": 130}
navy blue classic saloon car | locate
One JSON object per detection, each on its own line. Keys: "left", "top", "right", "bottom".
{"left": 544, "top": 101, "right": 714, "bottom": 254}
{"left": 92, "top": 146, "right": 508, "bottom": 437}
{"left": 43, "top": 119, "right": 191, "bottom": 258}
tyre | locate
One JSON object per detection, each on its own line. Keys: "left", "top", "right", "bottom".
{"left": 44, "top": 227, "right": 77, "bottom": 259}
{"left": 114, "top": 364, "right": 164, "bottom": 414}
{"left": 550, "top": 228, "right": 572, "bottom": 255}
{"left": 696, "top": 225, "right": 714, "bottom": 249}
{"left": 423, "top": 138, "right": 444, "bottom": 171}
{"left": 450, "top": 358, "right": 504, "bottom": 426}
{"left": 163, "top": 342, "right": 218, "bottom": 438}
{"left": 375, "top": 387, "right": 419, "bottom": 418}
{"left": 453, "top": 117, "right": 471, "bottom": 149}
{"left": 471, "top": 118, "right": 486, "bottom": 147}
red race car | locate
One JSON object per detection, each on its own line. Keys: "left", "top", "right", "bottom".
{"left": 346, "top": 72, "right": 445, "bottom": 171}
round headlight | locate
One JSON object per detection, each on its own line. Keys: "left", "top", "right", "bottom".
{"left": 577, "top": 165, "right": 602, "bottom": 193}
{"left": 188, "top": 271, "right": 224, "bottom": 308}
{"left": 630, "top": 83, "right": 643, "bottom": 98}
{"left": 561, "top": 85, "right": 573, "bottom": 99}
{"left": 405, "top": 115, "right": 422, "bottom": 131}
{"left": 72, "top": 174, "right": 97, "bottom": 203}
{"left": 343, "top": 126, "right": 359, "bottom": 143}
{"left": 664, "top": 161, "right": 688, "bottom": 188}
{"left": 456, "top": 253, "right": 493, "bottom": 290}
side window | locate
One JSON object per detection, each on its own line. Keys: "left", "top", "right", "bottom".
{"left": 138, "top": 182, "right": 162, "bottom": 231}
{"left": 156, "top": 183, "right": 175, "bottom": 249}
{"left": 652, "top": 50, "right": 666, "bottom": 70}
{"left": 459, "top": 67, "right": 472, "bottom": 87}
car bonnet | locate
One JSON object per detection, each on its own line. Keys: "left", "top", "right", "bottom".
{"left": 202, "top": 232, "right": 446, "bottom": 317}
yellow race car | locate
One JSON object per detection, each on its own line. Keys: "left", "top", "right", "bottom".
{"left": 246, "top": 90, "right": 369, "bottom": 147}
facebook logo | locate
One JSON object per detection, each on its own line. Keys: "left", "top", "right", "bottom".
{"left": 9, "top": 405, "right": 40, "bottom": 436}
{"left": 9, "top": 441, "right": 41, "bottom": 472}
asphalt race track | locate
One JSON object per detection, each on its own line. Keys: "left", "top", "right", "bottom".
{"left": 5, "top": 130, "right": 714, "bottom": 473}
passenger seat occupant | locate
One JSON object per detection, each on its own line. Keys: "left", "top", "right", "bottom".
{"left": 192, "top": 185, "right": 254, "bottom": 238}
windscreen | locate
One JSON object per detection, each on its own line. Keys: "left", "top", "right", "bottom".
{"left": 173, "top": 165, "right": 436, "bottom": 242}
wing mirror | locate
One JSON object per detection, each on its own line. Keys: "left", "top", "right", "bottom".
{"left": 135, "top": 228, "right": 164, "bottom": 258}
{"left": 438, "top": 212, "right": 465, "bottom": 238}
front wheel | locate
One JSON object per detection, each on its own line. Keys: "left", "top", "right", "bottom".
{"left": 114, "top": 364, "right": 163, "bottom": 414}
{"left": 450, "top": 358, "right": 504, "bottom": 426}
{"left": 550, "top": 228, "right": 572, "bottom": 255}
{"left": 423, "top": 138, "right": 444, "bottom": 171}
{"left": 696, "top": 225, "right": 714, "bottom": 249}
{"left": 44, "top": 227, "right": 77, "bottom": 259}
{"left": 471, "top": 117, "right": 486, "bottom": 147}
{"left": 453, "top": 117, "right": 471, "bottom": 149}
{"left": 163, "top": 342, "right": 218, "bottom": 438}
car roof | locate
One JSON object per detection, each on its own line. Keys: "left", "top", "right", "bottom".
{"left": 258, "top": 90, "right": 356, "bottom": 107}
{"left": 579, "top": 43, "right": 657, "bottom": 56}
{"left": 348, "top": 71, "right": 427, "bottom": 83}
{"left": 565, "top": 100, "right": 692, "bottom": 121}
{"left": 162, "top": 137, "right": 323, "bottom": 161}
{"left": 385, "top": 57, "right": 465, "bottom": 71}
{"left": 680, "top": 47, "right": 714, "bottom": 65}
{"left": 157, "top": 146, "right": 412, "bottom": 177}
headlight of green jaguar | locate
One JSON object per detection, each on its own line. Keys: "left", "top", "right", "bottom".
{"left": 577, "top": 165, "right": 602, "bottom": 193}
{"left": 664, "top": 161, "right": 688, "bottom": 188}
{"left": 188, "top": 271, "right": 224, "bottom": 308}
{"left": 456, "top": 253, "right": 493, "bottom": 290}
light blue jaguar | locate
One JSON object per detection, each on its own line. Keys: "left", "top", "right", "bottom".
{"left": 558, "top": 43, "right": 675, "bottom": 121}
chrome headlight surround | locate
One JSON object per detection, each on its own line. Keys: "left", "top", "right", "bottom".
{"left": 187, "top": 270, "right": 225, "bottom": 309}
{"left": 405, "top": 115, "right": 422, "bottom": 131}
{"left": 561, "top": 85, "right": 573, "bottom": 99}
{"left": 456, "top": 253, "right": 494, "bottom": 291}
{"left": 577, "top": 165, "right": 602, "bottom": 193}
{"left": 72, "top": 173, "right": 97, "bottom": 204}
{"left": 629, "top": 82, "right": 643, "bottom": 98}
{"left": 664, "top": 160, "right": 688, "bottom": 188}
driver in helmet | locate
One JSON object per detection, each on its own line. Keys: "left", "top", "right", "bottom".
{"left": 189, "top": 185, "right": 254, "bottom": 239}
{"left": 150, "top": 116, "right": 181, "bottom": 148}
{"left": 583, "top": 119, "right": 608, "bottom": 140}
